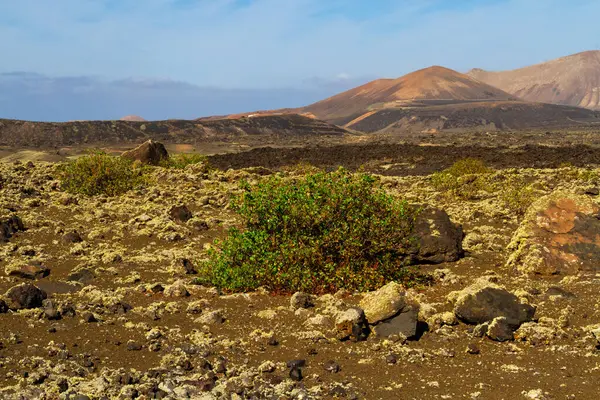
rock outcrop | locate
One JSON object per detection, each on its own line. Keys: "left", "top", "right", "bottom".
{"left": 121, "top": 140, "right": 169, "bottom": 166}
{"left": 507, "top": 192, "right": 600, "bottom": 275}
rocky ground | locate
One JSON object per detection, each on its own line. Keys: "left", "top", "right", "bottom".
{"left": 2, "top": 143, "right": 600, "bottom": 399}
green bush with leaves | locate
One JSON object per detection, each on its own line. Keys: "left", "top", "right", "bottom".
{"left": 198, "top": 168, "right": 424, "bottom": 294}
{"left": 431, "top": 158, "right": 492, "bottom": 200}
{"left": 160, "top": 153, "right": 208, "bottom": 169}
{"left": 496, "top": 176, "right": 536, "bottom": 216}
{"left": 57, "top": 151, "right": 147, "bottom": 196}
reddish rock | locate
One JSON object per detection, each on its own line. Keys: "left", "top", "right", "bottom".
{"left": 507, "top": 192, "right": 600, "bottom": 275}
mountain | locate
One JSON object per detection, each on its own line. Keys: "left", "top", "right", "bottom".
{"left": 298, "top": 66, "right": 518, "bottom": 124}
{"left": 468, "top": 51, "right": 600, "bottom": 110}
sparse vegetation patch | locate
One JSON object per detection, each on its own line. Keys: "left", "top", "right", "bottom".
{"left": 431, "top": 158, "right": 492, "bottom": 200}
{"left": 57, "top": 151, "right": 148, "bottom": 196}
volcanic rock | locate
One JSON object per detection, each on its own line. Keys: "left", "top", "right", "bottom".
{"left": 486, "top": 317, "right": 514, "bottom": 342}
{"left": 169, "top": 205, "right": 193, "bottom": 222}
{"left": 6, "top": 264, "right": 50, "bottom": 280}
{"left": 507, "top": 192, "right": 600, "bottom": 275}
{"left": 359, "top": 281, "right": 407, "bottom": 324}
{"left": 121, "top": 140, "right": 169, "bottom": 166}
{"left": 412, "top": 208, "right": 464, "bottom": 264}
{"left": 450, "top": 278, "right": 535, "bottom": 327}
{"left": 0, "top": 215, "right": 25, "bottom": 242}
{"left": 4, "top": 283, "right": 47, "bottom": 310}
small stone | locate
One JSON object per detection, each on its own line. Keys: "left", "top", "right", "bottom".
{"left": 181, "top": 259, "right": 197, "bottom": 275}
{"left": 169, "top": 205, "right": 193, "bottom": 222}
{"left": 466, "top": 343, "right": 480, "bottom": 355}
{"left": 196, "top": 309, "right": 225, "bottom": 325}
{"left": 42, "top": 299, "right": 61, "bottom": 320}
{"left": 289, "top": 367, "right": 303, "bottom": 382}
{"left": 62, "top": 230, "right": 83, "bottom": 243}
{"left": 386, "top": 354, "right": 398, "bottom": 365}
{"left": 290, "top": 292, "right": 314, "bottom": 309}
{"left": 67, "top": 268, "right": 96, "bottom": 283}
{"left": 486, "top": 317, "right": 515, "bottom": 342}
{"left": 286, "top": 359, "right": 306, "bottom": 369}
{"left": 335, "top": 307, "right": 369, "bottom": 341}
{"left": 323, "top": 360, "right": 341, "bottom": 373}
{"left": 126, "top": 341, "right": 143, "bottom": 351}
{"left": 81, "top": 312, "right": 97, "bottom": 323}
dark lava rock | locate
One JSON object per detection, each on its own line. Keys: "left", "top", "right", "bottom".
{"left": 169, "top": 205, "right": 193, "bottom": 222}
{"left": 453, "top": 279, "right": 535, "bottom": 327}
{"left": 8, "top": 264, "right": 50, "bottom": 280}
{"left": 0, "top": 299, "right": 8, "bottom": 313}
{"left": 372, "top": 306, "right": 419, "bottom": 339}
{"left": 81, "top": 312, "right": 97, "bottom": 323}
{"left": 323, "top": 360, "right": 341, "bottom": 373}
{"left": 0, "top": 215, "right": 25, "bottom": 242}
{"left": 62, "top": 230, "right": 83, "bottom": 244}
{"left": 289, "top": 366, "right": 303, "bottom": 382}
{"left": 290, "top": 291, "right": 314, "bottom": 310}
{"left": 412, "top": 207, "right": 464, "bottom": 264}
{"left": 286, "top": 359, "right": 306, "bottom": 369}
{"left": 466, "top": 343, "right": 481, "bottom": 355}
{"left": 67, "top": 268, "right": 96, "bottom": 284}
{"left": 181, "top": 258, "right": 197, "bottom": 275}
{"left": 126, "top": 341, "right": 143, "bottom": 351}
{"left": 121, "top": 140, "right": 169, "bottom": 166}
{"left": 4, "top": 283, "right": 47, "bottom": 309}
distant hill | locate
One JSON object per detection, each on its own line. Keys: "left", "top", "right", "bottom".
{"left": 120, "top": 115, "right": 147, "bottom": 122}
{"left": 0, "top": 114, "right": 348, "bottom": 148}
{"left": 468, "top": 51, "right": 600, "bottom": 110}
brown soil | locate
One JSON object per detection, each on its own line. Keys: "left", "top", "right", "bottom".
{"left": 2, "top": 131, "right": 600, "bottom": 398}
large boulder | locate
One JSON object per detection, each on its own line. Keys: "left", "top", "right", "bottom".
{"left": 121, "top": 140, "right": 169, "bottom": 166}
{"left": 4, "top": 283, "right": 47, "bottom": 310}
{"left": 0, "top": 215, "right": 25, "bottom": 242}
{"left": 450, "top": 278, "right": 535, "bottom": 327}
{"left": 507, "top": 192, "right": 600, "bottom": 275}
{"left": 412, "top": 208, "right": 464, "bottom": 264}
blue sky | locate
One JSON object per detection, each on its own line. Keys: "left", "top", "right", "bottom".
{"left": 0, "top": 0, "right": 599, "bottom": 120}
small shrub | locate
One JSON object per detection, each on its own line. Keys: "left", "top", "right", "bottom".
{"left": 431, "top": 158, "right": 492, "bottom": 200}
{"left": 498, "top": 176, "right": 536, "bottom": 216}
{"left": 160, "top": 153, "right": 208, "bottom": 169}
{"left": 197, "top": 168, "right": 424, "bottom": 294}
{"left": 57, "top": 151, "right": 147, "bottom": 196}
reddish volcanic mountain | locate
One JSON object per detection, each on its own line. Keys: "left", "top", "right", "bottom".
{"left": 299, "top": 66, "right": 517, "bottom": 123}
{"left": 468, "top": 51, "right": 600, "bottom": 110}
{"left": 120, "top": 115, "right": 147, "bottom": 122}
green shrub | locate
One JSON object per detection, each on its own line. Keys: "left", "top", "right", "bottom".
{"left": 497, "top": 176, "right": 536, "bottom": 216}
{"left": 57, "top": 151, "right": 147, "bottom": 196}
{"left": 197, "top": 168, "right": 424, "bottom": 294}
{"left": 431, "top": 158, "right": 492, "bottom": 200}
{"left": 160, "top": 153, "right": 208, "bottom": 169}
